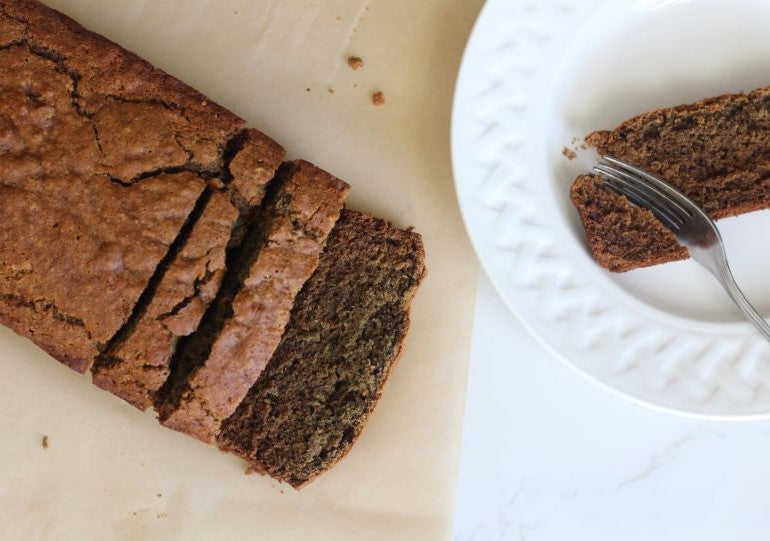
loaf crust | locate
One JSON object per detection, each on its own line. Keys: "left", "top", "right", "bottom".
{"left": 0, "top": 0, "right": 283, "bottom": 373}
{"left": 91, "top": 191, "right": 238, "bottom": 410}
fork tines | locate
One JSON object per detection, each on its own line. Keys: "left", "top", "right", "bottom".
{"left": 593, "top": 156, "right": 694, "bottom": 232}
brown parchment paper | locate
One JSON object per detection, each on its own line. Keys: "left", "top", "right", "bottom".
{"left": 0, "top": 1, "right": 482, "bottom": 539}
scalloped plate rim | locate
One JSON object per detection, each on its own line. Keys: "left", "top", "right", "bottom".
{"left": 451, "top": 0, "right": 770, "bottom": 420}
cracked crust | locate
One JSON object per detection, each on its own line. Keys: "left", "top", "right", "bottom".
{"left": 1, "top": 0, "right": 247, "bottom": 175}
{"left": 0, "top": 0, "right": 283, "bottom": 372}
{"left": 92, "top": 190, "right": 239, "bottom": 410}
{"left": 158, "top": 161, "right": 350, "bottom": 443}
{"left": 0, "top": 171, "right": 205, "bottom": 373}
{"left": 0, "top": 293, "right": 94, "bottom": 368}
{"left": 91, "top": 131, "right": 284, "bottom": 410}
{"left": 218, "top": 211, "right": 426, "bottom": 488}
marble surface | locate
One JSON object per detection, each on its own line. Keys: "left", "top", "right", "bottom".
{"left": 452, "top": 273, "right": 770, "bottom": 541}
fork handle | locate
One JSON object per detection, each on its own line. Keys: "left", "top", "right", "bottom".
{"left": 708, "top": 258, "right": 770, "bottom": 342}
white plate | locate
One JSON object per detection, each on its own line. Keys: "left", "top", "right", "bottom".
{"left": 452, "top": 0, "right": 770, "bottom": 418}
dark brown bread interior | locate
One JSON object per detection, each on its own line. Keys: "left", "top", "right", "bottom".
{"left": 218, "top": 210, "right": 426, "bottom": 488}
{"left": 572, "top": 86, "right": 770, "bottom": 272}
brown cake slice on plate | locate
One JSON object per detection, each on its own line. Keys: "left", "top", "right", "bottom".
{"left": 571, "top": 86, "right": 770, "bottom": 272}
{"left": 156, "top": 161, "right": 350, "bottom": 443}
{"left": 218, "top": 210, "right": 426, "bottom": 488}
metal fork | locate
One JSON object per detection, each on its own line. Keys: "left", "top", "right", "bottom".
{"left": 593, "top": 155, "right": 770, "bottom": 342}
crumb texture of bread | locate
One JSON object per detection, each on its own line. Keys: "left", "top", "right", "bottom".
{"left": 218, "top": 210, "right": 426, "bottom": 488}
{"left": 157, "top": 161, "right": 350, "bottom": 443}
{"left": 573, "top": 86, "right": 770, "bottom": 271}
{"left": 0, "top": 0, "right": 283, "bottom": 372}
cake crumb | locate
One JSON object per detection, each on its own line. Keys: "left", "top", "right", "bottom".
{"left": 41, "top": 435, "right": 49, "bottom": 449}
{"left": 562, "top": 147, "right": 577, "bottom": 160}
{"left": 157, "top": 513, "right": 167, "bottom": 519}
{"left": 156, "top": 493, "right": 162, "bottom": 498}
{"left": 306, "top": 87, "right": 310, "bottom": 92}
{"left": 347, "top": 56, "right": 364, "bottom": 70}
{"left": 327, "top": 87, "right": 335, "bottom": 94}
{"left": 371, "top": 91, "right": 386, "bottom": 106}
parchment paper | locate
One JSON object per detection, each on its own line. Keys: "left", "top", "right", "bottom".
{"left": 0, "top": 1, "right": 482, "bottom": 539}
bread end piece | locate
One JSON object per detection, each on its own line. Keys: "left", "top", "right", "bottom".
{"left": 218, "top": 210, "right": 426, "bottom": 488}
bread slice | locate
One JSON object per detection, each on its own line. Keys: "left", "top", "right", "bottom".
{"left": 91, "top": 131, "right": 283, "bottom": 411}
{"left": 0, "top": 0, "right": 283, "bottom": 372}
{"left": 156, "top": 161, "right": 350, "bottom": 443}
{"left": 218, "top": 210, "right": 426, "bottom": 488}
{"left": 572, "top": 86, "right": 770, "bottom": 271}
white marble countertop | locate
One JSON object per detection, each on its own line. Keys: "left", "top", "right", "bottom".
{"left": 452, "top": 272, "right": 770, "bottom": 541}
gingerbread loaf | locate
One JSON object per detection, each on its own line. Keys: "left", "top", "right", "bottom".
{"left": 571, "top": 86, "right": 770, "bottom": 272}
{"left": 1, "top": 0, "right": 428, "bottom": 489}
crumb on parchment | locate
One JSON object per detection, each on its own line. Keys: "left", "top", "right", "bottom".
{"left": 42, "top": 435, "right": 49, "bottom": 449}
{"left": 562, "top": 147, "right": 577, "bottom": 160}
{"left": 347, "top": 56, "right": 364, "bottom": 70}
{"left": 371, "top": 91, "right": 385, "bottom": 106}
